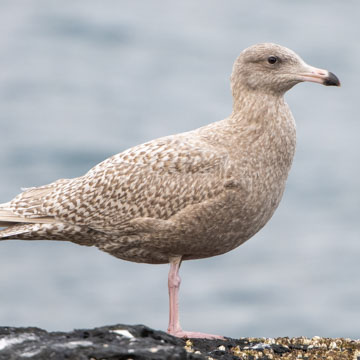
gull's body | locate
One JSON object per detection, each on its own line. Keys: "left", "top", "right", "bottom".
{"left": 0, "top": 43, "right": 339, "bottom": 338}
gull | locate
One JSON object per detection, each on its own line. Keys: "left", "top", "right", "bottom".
{"left": 0, "top": 43, "right": 340, "bottom": 338}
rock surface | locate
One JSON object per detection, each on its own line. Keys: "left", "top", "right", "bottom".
{"left": 0, "top": 324, "right": 359, "bottom": 360}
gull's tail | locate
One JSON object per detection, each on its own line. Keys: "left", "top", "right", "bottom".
{"left": 0, "top": 199, "right": 96, "bottom": 246}
{"left": 0, "top": 180, "right": 98, "bottom": 246}
{"left": 0, "top": 202, "right": 56, "bottom": 239}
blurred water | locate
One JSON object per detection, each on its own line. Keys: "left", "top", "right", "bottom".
{"left": 0, "top": 0, "right": 359, "bottom": 339}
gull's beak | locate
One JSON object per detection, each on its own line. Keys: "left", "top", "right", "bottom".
{"left": 298, "top": 64, "right": 341, "bottom": 87}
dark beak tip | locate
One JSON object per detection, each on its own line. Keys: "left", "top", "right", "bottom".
{"left": 324, "top": 72, "right": 341, "bottom": 87}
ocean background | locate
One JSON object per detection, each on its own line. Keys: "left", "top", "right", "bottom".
{"left": 0, "top": 0, "right": 359, "bottom": 339}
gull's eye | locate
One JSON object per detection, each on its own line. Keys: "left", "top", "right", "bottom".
{"left": 267, "top": 56, "right": 278, "bottom": 64}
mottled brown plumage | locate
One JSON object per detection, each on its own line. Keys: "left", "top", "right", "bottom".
{"left": 0, "top": 43, "right": 339, "bottom": 338}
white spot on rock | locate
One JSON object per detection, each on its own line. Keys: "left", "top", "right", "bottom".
{"left": 110, "top": 329, "right": 134, "bottom": 338}
{"left": 21, "top": 348, "right": 42, "bottom": 358}
{"left": 54, "top": 340, "right": 93, "bottom": 349}
{"left": 0, "top": 334, "right": 37, "bottom": 351}
{"left": 251, "top": 343, "right": 271, "bottom": 350}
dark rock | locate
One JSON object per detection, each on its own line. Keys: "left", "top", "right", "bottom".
{"left": 0, "top": 324, "right": 190, "bottom": 360}
{"left": 0, "top": 324, "right": 359, "bottom": 360}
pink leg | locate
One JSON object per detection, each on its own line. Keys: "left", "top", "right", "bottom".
{"left": 167, "top": 256, "right": 224, "bottom": 339}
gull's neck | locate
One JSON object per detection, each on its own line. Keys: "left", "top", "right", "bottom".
{"left": 231, "top": 86, "right": 285, "bottom": 123}
{"left": 196, "top": 84, "right": 295, "bottom": 160}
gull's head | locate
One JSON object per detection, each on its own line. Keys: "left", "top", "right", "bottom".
{"left": 231, "top": 43, "right": 340, "bottom": 97}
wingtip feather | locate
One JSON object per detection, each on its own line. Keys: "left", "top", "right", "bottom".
{"left": 0, "top": 205, "right": 56, "bottom": 225}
